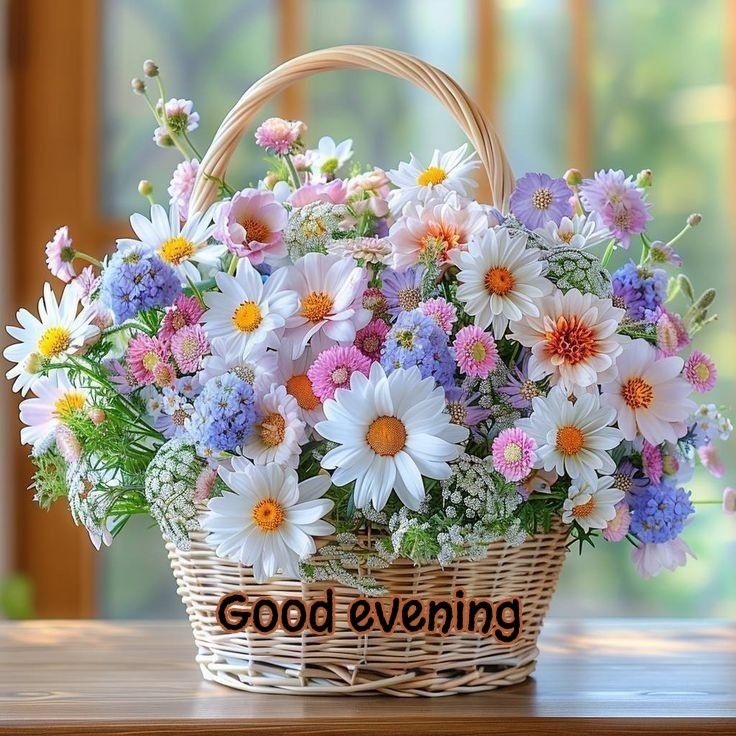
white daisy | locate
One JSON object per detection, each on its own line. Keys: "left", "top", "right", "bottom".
{"left": 274, "top": 338, "right": 326, "bottom": 428}
{"left": 203, "top": 458, "right": 334, "bottom": 583}
{"left": 509, "top": 288, "right": 627, "bottom": 391}
{"left": 198, "top": 337, "right": 277, "bottom": 394}
{"left": 561, "top": 475, "right": 625, "bottom": 531}
{"left": 118, "top": 202, "right": 222, "bottom": 284}
{"left": 601, "top": 338, "right": 696, "bottom": 445}
{"left": 534, "top": 213, "right": 611, "bottom": 249}
{"left": 387, "top": 144, "right": 480, "bottom": 214}
{"left": 4, "top": 283, "right": 98, "bottom": 395}
{"left": 316, "top": 363, "right": 469, "bottom": 511}
{"left": 451, "top": 227, "right": 553, "bottom": 338}
{"left": 282, "top": 252, "right": 371, "bottom": 358}
{"left": 201, "top": 257, "right": 299, "bottom": 354}
{"left": 241, "top": 384, "right": 307, "bottom": 468}
{"left": 518, "top": 386, "right": 623, "bottom": 487}
{"left": 309, "top": 136, "right": 353, "bottom": 182}
{"left": 19, "top": 371, "right": 87, "bottom": 448}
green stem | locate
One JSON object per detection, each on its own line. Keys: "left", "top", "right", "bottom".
{"left": 185, "top": 275, "right": 205, "bottom": 308}
{"left": 667, "top": 223, "right": 692, "bottom": 248}
{"left": 182, "top": 130, "right": 203, "bottom": 161}
{"left": 154, "top": 77, "right": 192, "bottom": 160}
{"left": 227, "top": 254, "right": 239, "bottom": 276}
{"left": 283, "top": 154, "right": 302, "bottom": 190}
{"left": 600, "top": 238, "right": 616, "bottom": 268}
{"left": 74, "top": 252, "right": 103, "bottom": 268}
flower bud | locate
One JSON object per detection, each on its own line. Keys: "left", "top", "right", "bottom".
{"left": 687, "top": 212, "right": 702, "bottom": 227}
{"left": 564, "top": 168, "right": 583, "bottom": 187}
{"left": 677, "top": 274, "right": 695, "bottom": 302}
{"left": 88, "top": 408, "right": 106, "bottom": 426}
{"left": 131, "top": 78, "right": 146, "bottom": 95}
{"left": 636, "top": 169, "right": 653, "bottom": 187}
{"left": 143, "top": 59, "right": 159, "bottom": 77}
{"left": 693, "top": 288, "right": 716, "bottom": 311}
{"left": 138, "top": 179, "right": 154, "bottom": 197}
{"left": 156, "top": 133, "right": 175, "bottom": 148}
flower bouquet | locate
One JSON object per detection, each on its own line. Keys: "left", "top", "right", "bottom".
{"left": 5, "top": 46, "right": 732, "bottom": 696}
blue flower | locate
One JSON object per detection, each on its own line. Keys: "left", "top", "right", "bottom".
{"left": 187, "top": 372, "right": 256, "bottom": 456}
{"left": 381, "top": 266, "right": 425, "bottom": 316}
{"left": 629, "top": 482, "right": 694, "bottom": 544}
{"left": 381, "top": 309, "right": 454, "bottom": 388}
{"left": 611, "top": 261, "right": 667, "bottom": 322}
{"left": 101, "top": 244, "right": 181, "bottom": 323}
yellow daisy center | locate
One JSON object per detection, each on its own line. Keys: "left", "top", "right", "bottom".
{"left": 301, "top": 291, "right": 333, "bottom": 323}
{"left": 142, "top": 351, "right": 161, "bottom": 372}
{"left": 572, "top": 497, "right": 596, "bottom": 518}
{"left": 471, "top": 341, "right": 487, "bottom": 362}
{"left": 252, "top": 497, "right": 286, "bottom": 532}
{"left": 484, "top": 266, "right": 515, "bottom": 296}
{"left": 694, "top": 363, "right": 711, "bottom": 381}
{"left": 159, "top": 235, "right": 195, "bottom": 265}
{"left": 232, "top": 301, "right": 263, "bottom": 333}
{"left": 286, "top": 374, "right": 321, "bottom": 411}
{"left": 260, "top": 412, "right": 286, "bottom": 447}
{"left": 622, "top": 377, "right": 654, "bottom": 410}
{"left": 366, "top": 416, "right": 407, "bottom": 457}
{"left": 38, "top": 326, "right": 72, "bottom": 359}
{"left": 503, "top": 442, "right": 523, "bottom": 463}
{"left": 556, "top": 425, "right": 585, "bottom": 455}
{"left": 416, "top": 166, "right": 447, "bottom": 187}
{"left": 53, "top": 390, "right": 86, "bottom": 419}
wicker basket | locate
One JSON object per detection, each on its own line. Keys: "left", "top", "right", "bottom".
{"left": 170, "top": 45, "right": 569, "bottom": 696}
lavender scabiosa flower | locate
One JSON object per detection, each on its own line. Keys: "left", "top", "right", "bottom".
{"left": 444, "top": 387, "right": 492, "bottom": 429}
{"left": 612, "top": 459, "right": 648, "bottom": 498}
{"left": 497, "top": 351, "right": 543, "bottom": 411}
{"left": 381, "top": 266, "right": 425, "bottom": 316}
{"left": 380, "top": 309, "right": 454, "bottom": 388}
{"left": 101, "top": 244, "right": 181, "bottom": 323}
{"left": 187, "top": 372, "right": 256, "bottom": 458}
{"left": 509, "top": 172, "right": 573, "bottom": 230}
{"left": 611, "top": 261, "right": 667, "bottom": 321}
{"left": 629, "top": 482, "right": 695, "bottom": 544}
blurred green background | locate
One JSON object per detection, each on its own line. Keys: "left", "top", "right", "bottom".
{"left": 93, "top": 0, "right": 735, "bottom": 618}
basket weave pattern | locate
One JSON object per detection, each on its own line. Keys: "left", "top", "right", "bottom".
{"left": 168, "top": 523, "right": 567, "bottom": 696}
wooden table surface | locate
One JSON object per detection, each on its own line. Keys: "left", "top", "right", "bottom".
{"left": 1, "top": 619, "right": 734, "bottom": 735}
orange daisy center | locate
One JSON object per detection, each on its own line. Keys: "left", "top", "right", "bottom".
{"left": 286, "top": 374, "right": 321, "bottom": 411}
{"left": 419, "top": 222, "right": 461, "bottom": 260}
{"left": 572, "top": 497, "right": 596, "bottom": 518}
{"left": 546, "top": 315, "right": 596, "bottom": 365}
{"left": 252, "top": 497, "right": 286, "bottom": 532}
{"left": 555, "top": 425, "right": 585, "bottom": 455}
{"left": 240, "top": 217, "right": 270, "bottom": 244}
{"left": 484, "top": 266, "right": 515, "bottom": 296}
{"left": 366, "top": 416, "right": 407, "bottom": 457}
{"left": 260, "top": 412, "right": 286, "bottom": 447}
{"left": 621, "top": 376, "right": 654, "bottom": 410}
{"left": 232, "top": 301, "right": 262, "bottom": 333}
{"left": 301, "top": 291, "right": 333, "bottom": 323}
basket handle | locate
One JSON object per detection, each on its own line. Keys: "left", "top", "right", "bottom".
{"left": 189, "top": 45, "right": 515, "bottom": 213}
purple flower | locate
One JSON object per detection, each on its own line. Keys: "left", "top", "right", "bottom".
{"left": 612, "top": 459, "right": 649, "bottom": 499}
{"left": 498, "top": 351, "right": 542, "bottom": 410}
{"left": 381, "top": 266, "right": 425, "bottom": 316}
{"left": 629, "top": 482, "right": 694, "bottom": 544}
{"left": 509, "top": 172, "right": 573, "bottom": 229}
{"left": 611, "top": 261, "right": 667, "bottom": 321}
{"left": 444, "top": 387, "right": 492, "bottom": 428}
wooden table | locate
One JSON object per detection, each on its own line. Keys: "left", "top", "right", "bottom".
{"left": 1, "top": 619, "right": 734, "bottom": 735}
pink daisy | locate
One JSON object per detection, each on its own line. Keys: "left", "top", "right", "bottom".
{"left": 453, "top": 325, "right": 498, "bottom": 378}
{"left": 214, "top": 188, "right": 288, "bottom": 264}
{"left": 684, "top": 350, "right": 717, "bottom": 393}
{"left": 354, "top": 319, "right": 389, "bottom": 361}
{"left": 171, "top": 324, "right": 210, "bottom": 374}
{"left": 698, "top": 444, "right": 724, "bottom": 478}
{"left": 602, "top": 501, "right": 631, "bottom": 542}
{"left": 254, "top": 117, "right": 305, "bottom": 156}
{"left": 307, "top": 345, "right": 371, "bottom": 402}
{"left": 641, "top": 440, "right": 664, "bottom": 485}
{"left": 421, "top": 297, "right": 457, "bottom": 334}
{"left": 45, "top": 226, "right": 77, "bottom": 282}
{"left": 127, "top": 334, "right": 168, "bottom": 385}
{"left": 168, "top": 159, "right": 199, "bottom": 220}
{"left": 491, "top": 427, "right": 536, "bottom": 482}
{"left": 194, "top": 466, "right": 218, "bottom": 502}
{"left": 160, "top": 295, "right": 204, "bottom": 343}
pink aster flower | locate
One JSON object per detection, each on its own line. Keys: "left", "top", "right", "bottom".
{"left": 421, "top": 297, "right": 457, "bottom": 334}
{"left": 194, "top": 466, "right": 218, "bottom": 502}
{"left": 289, "top": 179, "right": 348, "bottom": 207}
{"left": 168, "top": 159, "right": 199, "bottom": 220}
{"left": 307, "top": 345, "right": 371, "bottom": 402}
{"left": 127, "top": 334, "right": 168, "bottom": 385}
{"left": 160, "top": 295, "right": 204, "bottom": 343}
{"left": 354, "top": 319, "right": 389, "bottom": 361}
{"left": 214, "top": 188, "right": 288, "bottom": 264}
{"left": 684, "top": 350, "right": 717, "bottom": 393}
{"left": 171, "top": 324, "right": 210, "bottom": 374}
{"left": 698, "top": 444, "right": 724, "bottom": 478}
{"left": 45, "top": 226, "right": 77, "bottom": 282}
{"left": 492, "top": 427, "right": 536, "bottom": 482}
{"left": 723, "top": 487, "right": 736, "bottom": 515}
{"left": 254, "top": 117, "right": 306, "bottom": 156}
{"left": 641, "top": 440, "right": 664, "bottom": 485}
{"left": 453, "top": 325, "right": 498, "bottom": 378}
{"left": 602, "top": 501, "right": 631, "bottom": 542}
{"left": 72, "top": 266, "right": 100, "bottom": 306}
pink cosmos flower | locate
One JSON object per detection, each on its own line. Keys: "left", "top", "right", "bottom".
{"left": 168, "top": 159, "right": 199, "bottom": 220}
{"left": 492, "top": 428, "right": 536, "bottom": 482}
{"left": 641, "top": 440, "right": 664, "bottom": 485}
{"left": 421, "top": 297, "right": 457, "bottom": 334}
{"left": 698, "top": 444, "right": 724, "bottom": 478}
{"left": 684, "top": 350, "right": 717, "bottom": 393}
{"left": 171, "top": 324, "right": 210, "bottom": 374}
{"left": 45, "top": 226, "right": 77, "bottom": 282}
{"left": 255, "top": 117, "right": 306, "bottom": 156}
{"left": 453, "top": 325, "right": 498, "bottom": 378}
{"left": 723, "top": 487, "right": 736, "bottom": 515}
{"left": 307, "top": 345, "right": 372, "bottom": 401}
{"left": 289, "top": 179, "right": 348, "bottom": 207}
{"left": 602, "top": 502, "right": 631, "bottom": 542}
{"left": 214, "top": 188, "right": 288, "bottom": 264}
{"left": 72, "top": 266, "right": 100, "bottom": 306}
{"left": 160, "top": 295, "right": 204, "bottom": 343}
{"left": 194, "top": 466, "right": 218, "bottom": 502}
{"left": 631, "top": 538, "right": 694, "bottom": 578}
{"left": 55, "top": 425, "right": 82, "bottom": 463}
{"left": 354, "top": 319, "right": 389, "bottom": 361}
{"left": 127, "top": 334, "right": 168, "bottom": 385}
